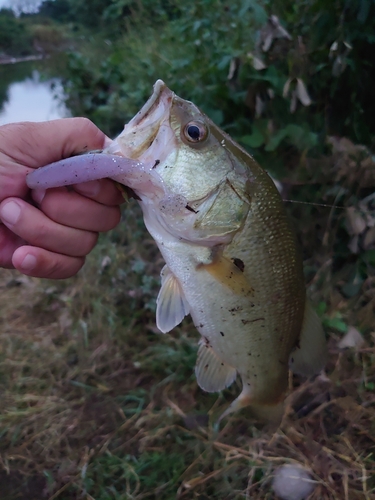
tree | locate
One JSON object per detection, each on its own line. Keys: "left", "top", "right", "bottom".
{"left": 0, "top": 8, "right": 33, "bottom": 56}
{"left": 38, "top": 0, "right": 72, "bottom": 22}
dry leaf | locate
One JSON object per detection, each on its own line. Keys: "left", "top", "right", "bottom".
{"left": 329, "top": 40, "right": 338, "bottom": 55}
{"left": 227, "top": 57, "right": 240, "bottom": 81}
{"left": 290, "top": 90, "right": 298, "bottom": 113}
{"left": 338, "top": 326, "right": 365, "bottom": 349}
{"left": 260, "top": 15, "right": 291, "bottom": 52}
{"left": 101, "top": 255, "right": 112, "bottom": 270}
{"left": 332, "top": 55, "right": 346, "bottom": 77}
{"left": 255, "top": 94, "right": 264, "bottom": 117}
{"left": 247, "top": 52, "right": 266, "bottom": 70}
{"left": 283, "top": 77, "right": 292, "bottom": 98}
{"left": 345, "top": 207, "right": 367, "bottom": 236}
{"left": 296, "top": 78, "right": 312, "bottom": 106}
{"left": 348, "top": 234, "right": 359, "bottom": 254}
{"left": 364, "top": 227, "right": 375, "bottom": 249}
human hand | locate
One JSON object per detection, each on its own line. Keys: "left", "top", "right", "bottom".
{"left": 0, "top": 118, "right": 124, "bottom": 279}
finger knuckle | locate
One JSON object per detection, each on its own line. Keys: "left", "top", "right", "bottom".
{"left": 36, "top": 222, "right": 50, "bottom": 242}
{"left": 77, "top": 232, "right": 98, "bottom": 256}
{"left": 73, "top": 117, "right": 101, "bottom": 138}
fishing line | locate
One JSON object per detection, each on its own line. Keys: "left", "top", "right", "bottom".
{"left": 282, "top": 199, "right": 346, "bottom": 209}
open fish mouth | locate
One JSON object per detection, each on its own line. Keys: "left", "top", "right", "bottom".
{"left": 105, "top": 79, "right": 175, "bottom": 160}
{"left": 128, "top": 80, "right": 172, "bottom": 128}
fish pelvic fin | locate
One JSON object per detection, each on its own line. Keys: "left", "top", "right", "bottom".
{"left": 156, "top": 265, "right": 190, "bottom": 333}
{"left": 289, "top": 300, "right": 327, "bottom": 377}
{"left": 195, "top": 339, "right": 237, "bottom": 393}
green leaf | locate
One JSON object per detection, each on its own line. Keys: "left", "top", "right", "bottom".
{"left": 203, "top": 107, "right": 224, "bottom": 125}
{"left": 358, "top": 0, "right": 371, "bottom": 23}
{"left": 363, "top": 249, "right": 375, "bottom": 266}
{"left": 323, "top": 317, "right": 348, "bottom": 333}
{"left": 240, "top": 127, "right": 265, "bottom": 148}
{"left": 239, "top": 0, "right": 267, "bottom": 24}
{"left": 217, "top": 54, "right": 233, "bottom": 70}
{"left": 265, "top": 124, "right": 318, "bottom": 151}
{"left": 265, "top": 128, "right": 289, "bottom": 151}
{"left": 316, "top": 302, "right": 327, "bottom": 316}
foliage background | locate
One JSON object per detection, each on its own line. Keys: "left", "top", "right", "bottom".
{"left": 0, "top": 0, "right": 374, "bottom": 499}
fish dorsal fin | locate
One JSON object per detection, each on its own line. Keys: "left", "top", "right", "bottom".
{"left": 156, "top": 266, "right": 190, "bottom": 333}
{"left": 195, "top": 339, "right": 237, "bottom": 393}
{"left": 289, "top": 300, "right": 327, "bottom": 377}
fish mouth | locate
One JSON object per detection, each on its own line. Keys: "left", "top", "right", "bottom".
{"left": 106, "top": 80, "right": 175, "bottom": 160}
{"left": 129, "top": 80, "right": 172, "bottom": 128}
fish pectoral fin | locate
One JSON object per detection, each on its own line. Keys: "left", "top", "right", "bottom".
{"left": 289, "top": 300, "right": 327, "bottom": 377}
{"left": 156, "top": 265, "right": 190, "bottom": 333}
{"left": 195, "top": 340, "right": 237, "bottom": 393}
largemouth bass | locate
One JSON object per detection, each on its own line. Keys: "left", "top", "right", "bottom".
{"left": 27, "top": 80, "right": 327, "bottom": 421}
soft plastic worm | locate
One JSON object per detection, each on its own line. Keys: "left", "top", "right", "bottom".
{"left": 26, "top": 153, "right": 144, "bottom": 189}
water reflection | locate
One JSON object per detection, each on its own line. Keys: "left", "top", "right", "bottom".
{"left": 0, "top": 67, "right": 69, "bottom": 125}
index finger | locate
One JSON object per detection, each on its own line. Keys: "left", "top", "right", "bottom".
{"left": 0, "top": 118, "right": 107, "bottom": 169}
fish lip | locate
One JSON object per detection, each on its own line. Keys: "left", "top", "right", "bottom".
{"left": 127, "top": 79, "right": 173, "bottom": 128}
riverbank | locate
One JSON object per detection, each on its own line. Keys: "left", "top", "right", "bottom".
{"left": 0, "top": 53, "right": 46, "bottom": 65}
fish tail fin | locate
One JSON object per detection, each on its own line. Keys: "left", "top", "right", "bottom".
{"left": 217, "top": 387, "right": 284, "bottom": 426}
{"left": 289, "top": 300, "right": 327, "bottom": 377}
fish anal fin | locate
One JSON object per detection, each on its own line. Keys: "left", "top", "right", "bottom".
{"left": 195, "top": 340, "right": 237, "bottom": 393}
{"left": 217, "top": 384, "right": 284, "bottom": 427}
{"left": 156, "top": 266, "right": 190, "bottom": 333}
{"left": 289, "top": 300, "right": 327, "bottom": 377}
{"left": 199, "top": 256, "right": 253, "bottom": 296}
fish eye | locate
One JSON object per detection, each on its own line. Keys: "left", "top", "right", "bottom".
{"left": 183, "top": 121, "right": 208, "bottom": 143}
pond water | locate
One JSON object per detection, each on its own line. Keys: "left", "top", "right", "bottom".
{"left": 0, "top": 61, "right": 69, "bottom": 126}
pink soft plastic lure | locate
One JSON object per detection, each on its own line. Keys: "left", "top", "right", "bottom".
{"left": 26, "top": 153, "right": 144, "bottom": 190}
{"left": 27, "top": 79, "right": 172, "bottom": 197}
